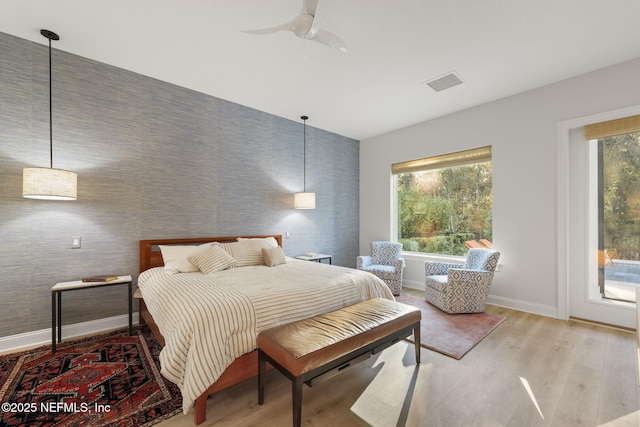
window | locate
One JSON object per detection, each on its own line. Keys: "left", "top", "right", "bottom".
{"left": 392, "top": 146, "right": 492, "bottom": 256}
{"left": 585, "top": 115, "right": 640, "bottom": 303}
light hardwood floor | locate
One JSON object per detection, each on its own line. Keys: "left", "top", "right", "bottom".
{"left": 158, "top": 289, "right": 640, "bottom": 427}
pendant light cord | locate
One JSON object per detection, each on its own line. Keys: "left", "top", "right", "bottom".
{"left": 301, "top": 115, "right": 308, "bottom": 192}
{"left": 48, "top": 36, "right": 53, "bottom": 169}
{"left": 303, "top": 117, "right": 306, "bottom": 191}
{"left": 41, "top": 29, "right": 59, "bottom": 169}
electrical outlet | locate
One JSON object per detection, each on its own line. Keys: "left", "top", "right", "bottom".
{"left": 72, "top": 237, "right": 81, "bottom": 249}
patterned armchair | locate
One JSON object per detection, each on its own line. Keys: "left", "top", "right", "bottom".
{"left": 424, "top": 248, "right": 500, "bottom": 314}
{"left": 357, "top": 241, "right": 405, "bottom": 295}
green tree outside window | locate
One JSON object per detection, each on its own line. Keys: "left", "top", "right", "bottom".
{"left": 398, "top": 162, "right": 492, "bottom": 256}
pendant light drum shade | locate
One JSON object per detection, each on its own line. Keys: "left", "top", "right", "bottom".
{"left": 294, "top": 192, "right": 315, "bottom": 209}
{"left": 22, "top": 29, "right": 77, "bottom": 201}
{"left": 23, "top": 167, "right": 77, "bottom": 200}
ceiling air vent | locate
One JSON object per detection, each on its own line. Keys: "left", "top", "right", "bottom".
{"left": 424, "top": 71, "right": 463, "bottom": 92}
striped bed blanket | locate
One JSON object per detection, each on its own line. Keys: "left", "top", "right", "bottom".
{"left": 137, "top": 258, "right": 393, "bottom": 414}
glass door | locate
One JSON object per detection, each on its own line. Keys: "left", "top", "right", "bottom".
{"left": 596, "top": 131, "right": 640, "bottom": 303}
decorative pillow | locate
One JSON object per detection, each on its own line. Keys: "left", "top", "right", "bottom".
{"left": 262, "top": 246, "right": 287, "bottom": 267}
{"left": 236, "top": 237, "right": 279, "bottom": 248}
{"left": 159, "top": 243, "right": 213, "bottom": 274}
{"left": 188, "top": 245, "right": 236, "bottom": 274}
{"left": 219, "top": 239, "right": 274, "bottom": 267}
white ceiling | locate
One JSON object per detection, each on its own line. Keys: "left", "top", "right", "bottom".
{"left": 3, "top": 0, "right": 640, "bottom": 140}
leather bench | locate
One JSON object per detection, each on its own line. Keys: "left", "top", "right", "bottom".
{"left": 257, "top": 298, "right": 421, "bottom": 427}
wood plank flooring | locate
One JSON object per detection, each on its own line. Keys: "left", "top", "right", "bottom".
{"left": 156, "top": 289, "right": 640, "bottom": 427}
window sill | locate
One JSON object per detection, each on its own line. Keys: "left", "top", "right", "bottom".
{"left": 401, "top": 251, "right": 465, "bottom": 264}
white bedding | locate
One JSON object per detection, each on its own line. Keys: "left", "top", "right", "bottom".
{"left": 137, "top": 258, "right": 394, "bottom": 414}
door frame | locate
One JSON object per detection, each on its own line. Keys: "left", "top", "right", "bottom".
{"left": 557, "top": 105, "right": 640, "bottom": 329}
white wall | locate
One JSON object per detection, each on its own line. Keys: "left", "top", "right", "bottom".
{"left": 360, "top": 57, "right": 640, "bottom": 325}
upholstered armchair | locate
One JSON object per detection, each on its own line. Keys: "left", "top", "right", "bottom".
{"left": 424, "top": 248, "right": 500, "bottom": 314}
{"left": 357, "top": 241, "right": 405, "bottom": 295}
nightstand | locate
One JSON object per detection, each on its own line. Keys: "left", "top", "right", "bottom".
{"left": 51, "top": 275, "right": 133, "bottom": 353}
{"left": 295, "top": 254, "right": 332, "bottom": 264}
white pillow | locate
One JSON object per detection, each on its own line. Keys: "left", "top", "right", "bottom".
{"left": 159, "top": 243, "right": 213, "bottom": 274}
{"left": 189, "top": 245, "right": 236, "bottom": 274}
{"left": 262, "top": 246, "right": 287, "bottom": 267}
{"left": 220, "top": 239, "right": 274, "bottom": 267}
{"left": 236, "top": 237, "right": 278, "bottom": 248}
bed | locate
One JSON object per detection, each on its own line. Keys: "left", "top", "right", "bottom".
{"left": 137, "top": 235, "right": 394, "bottom": 424}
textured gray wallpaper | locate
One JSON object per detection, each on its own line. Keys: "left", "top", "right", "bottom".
{"left": 0, "top": 32, "right": 359, "bottom": 337}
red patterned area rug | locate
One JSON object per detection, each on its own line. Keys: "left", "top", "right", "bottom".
{"left": 396, "top": 294, "right": 506, "bottom": 360}
{"left": 0, "top": 326, "right": 181, "bottom": 427}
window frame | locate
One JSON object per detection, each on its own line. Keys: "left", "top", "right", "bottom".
{"left": 391, "top": 146, "right": 493, "bottom": 258}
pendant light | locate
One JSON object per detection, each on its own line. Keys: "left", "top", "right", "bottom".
{"left": 294, "top": 115, "right": 315, "bottom": 209}
{"left": 23, "top": 29, "right": 77, "bottom": 201}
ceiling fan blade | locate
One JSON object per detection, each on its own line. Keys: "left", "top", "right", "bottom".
{"left": 241, "top": 19, "right": 296, "bottom": 35}
{"left": 301, "top": 0, "right": 319, "bottom": 16}
{"left": 243, "top": 0, "right": 347, "bottom": 53}
{"left": 311, "top": 29, "right": 348, "bottom": 53}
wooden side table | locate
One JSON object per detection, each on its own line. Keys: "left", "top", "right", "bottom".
{"left": 295, "top": 254, "right": 332, "bottom": 264}
{"left": 51, "top": 275, "right": 133, "bottom": 353}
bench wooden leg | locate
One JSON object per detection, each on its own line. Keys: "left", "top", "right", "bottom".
{"left": 292, "top": 377, "right": 303, "bottom": 427}
{"left": 258, "top": 350, "right": 266, "bottom": 405}
{"left": 414, "top": 322, "right": 421, "bottom": 364}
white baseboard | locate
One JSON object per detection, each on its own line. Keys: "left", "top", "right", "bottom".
{"left": 402, "top": 281, "right": 559, "bottom": 319}
{"left": 402, "top": 279, "right": 424, "bottom": 291}
{"left": 0, "top": 313, "right": 139, "bottom": 354}
{"left": 486, "top": 295, "right": 558, "bottom": 318}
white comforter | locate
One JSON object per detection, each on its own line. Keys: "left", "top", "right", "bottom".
{"left": 137, "top": 258, "right": 394, "bottom": 414}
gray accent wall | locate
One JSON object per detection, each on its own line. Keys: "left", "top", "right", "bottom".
{"left": 0, "top": 32, "right": 359, "bottom": 337}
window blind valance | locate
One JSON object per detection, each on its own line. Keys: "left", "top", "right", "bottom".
{"left": 391, "top": 146, "right": 492, "bottom": 175}
{"left": 584, "top": 114, "right": 640, "bottom": 140}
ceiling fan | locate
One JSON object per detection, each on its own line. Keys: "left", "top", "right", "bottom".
{"left": 242, "top": 0, "right": 348, "bottom": 53}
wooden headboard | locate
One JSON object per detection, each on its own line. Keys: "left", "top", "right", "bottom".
{"left": 139, "top": 235, "right": 283, "bottom": 273}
